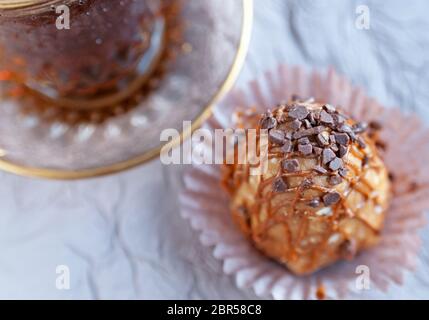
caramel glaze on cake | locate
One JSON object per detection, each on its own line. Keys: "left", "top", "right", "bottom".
{"left": 222, "top": 98, "right": 391, "bottom": 275}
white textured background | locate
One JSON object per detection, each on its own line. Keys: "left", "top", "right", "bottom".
{"left": 0, "top": 0, "right": 428, "bottom": 299}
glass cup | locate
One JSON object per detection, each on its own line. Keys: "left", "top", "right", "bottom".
{"left": 0, "top": 0, "right": 164, "bottom": 108}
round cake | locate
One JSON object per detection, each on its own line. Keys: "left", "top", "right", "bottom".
{"left": 222, "top": 98, "right": 391, "bottom": 275}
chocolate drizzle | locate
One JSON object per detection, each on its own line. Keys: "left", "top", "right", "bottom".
{"left": 222, "top": 97, "right": 389, "bottom": 274}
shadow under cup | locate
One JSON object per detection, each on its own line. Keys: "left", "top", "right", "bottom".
{"left": 0, "top": 0, "right": 164, "bottom": 109}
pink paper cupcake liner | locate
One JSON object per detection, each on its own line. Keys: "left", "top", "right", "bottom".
{"left": 179, "top": 65, "right": 429, "bottom": 299}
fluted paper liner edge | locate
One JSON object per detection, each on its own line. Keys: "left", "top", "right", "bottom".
{"left": 179, "top": 65, "right": 429, "bottom": 299}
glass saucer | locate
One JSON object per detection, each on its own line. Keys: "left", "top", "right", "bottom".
{"left": 0, "top": 0, "right": 253, "bottom": 179}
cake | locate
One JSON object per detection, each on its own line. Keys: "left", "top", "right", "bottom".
{"left": 222, "top": 98, "right": 391, "bottom": 275}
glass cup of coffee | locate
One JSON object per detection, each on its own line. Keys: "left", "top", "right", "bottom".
{"left": 0, "top": 0, "right": 164, "bottom": 109}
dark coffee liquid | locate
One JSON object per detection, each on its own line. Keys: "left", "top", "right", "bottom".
{"left": 0, "top": 0, "right": 160, "bottom": 99}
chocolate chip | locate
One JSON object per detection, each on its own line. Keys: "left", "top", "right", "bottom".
{"left": 282, "top": 159, "right": 300, "bottom": 172}
{"left": 268, "top": 129, "right": 285, "bottom": 145}
{"left": 334, "top": 133, "right": 350, "bottom": 146}
{"left": 323, "top": 104, "right": 336, "bottom": 113}
{"left": 317, "top": 132, "right": 330, "bottom": 146}
{"left": 330, "top": 144, "right": 339, "bottom": 152}
{"left": 334, "top": 113, "right": 347, "bottom": 125}
{"left": 329, "top": 175, "right": 343, "bottom": 185}
{"left": 323, "top": 191, "right": 341, "bottom": 206}
{"left": 293, "top": 126, "right": 326, "bottom": 139}
{"left": 338, "top": 168, "right": 348, "bottom": 177}
{"left": 301, "top": 178, "right": 313, "bottom": 189}
{"left": 323, "top": 103, "right": 337, "bottom": 113}
{"left": 348, "top": 131, "right": 357, "bottom": 142}
{"left": 320, "top": 110, "right": 334, "bottom": 124}
{"left": 338, "top": 124, "right": 356, "bottom": 141}
{"left": 357, "top": 137, "right": 367, "bottom": 149}
{"left": 292, "top": 130, "right": 306, "bottom": 140}
{"left": 288, "top": 105, "right": 309, "bottom": 120}
{"left": 338, "top": 124, "right": 353, "bottom": 134}
{"left": 311, "top": 126, "right": 327, "bottom": 134}
{"left": 284, "top": 130, "right": 293, "bottom": 140}
{"left": 307, "top": 112, "right": 316, "bottom": 125}
{"left": 338, "top": 145, "right": 348, "bottom": 158}
{"left": 298, "top": 143, "right": 313, "bottom": 156}
{"left": 313, "top": 165, "right": 328, "bottom": 174}
{"left": 260, "top": 113, "right": 277, "bottom": 129}
{"left": 362, "top": 155, "right": 369, "bottom": 166}
{"left": 322, "top": 148, "right": 336, "bottom": 164}
{"left": 329, "top": 157, "right": 343, "bottom": 171}
{"left": 339, "top": 239, "right": 357, "bottom": 260}
{"left": 313, "top": 146, "right": 323, "bottom": 156}
{"left": 303, "top": 119, "right": 312, "bottom": 129}
{"left": 329, "top": 135, "right": 336, "bottom": 144}
{"left": 308, "top": 198, "right": 321, "bottom": 208}
{"left": 281, "top": 139, "right": 293, "bottom": 153}
{"left": 352, "top": 122, "right": 368, "bottom": 134}
{"left": 298, "top": 137, "right": 310, "bottom": 145}
{"left": 290, "top": 119, "right": 302, "bottom": 130}
{"left": 273, "top": 177, "right": 288, "bottom": 193}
